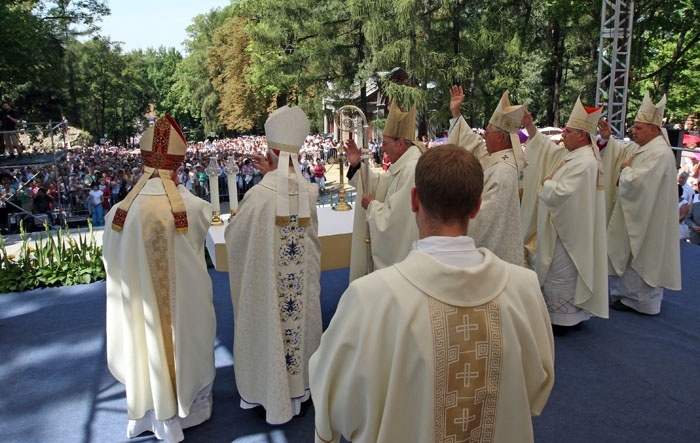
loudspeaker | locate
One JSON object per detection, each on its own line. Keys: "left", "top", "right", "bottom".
{"left": 666, "top": 128, "right": 684, "bottom": 148}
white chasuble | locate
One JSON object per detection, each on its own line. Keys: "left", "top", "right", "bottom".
{"left": 103, "top": 179, "right": 216, "bottom": 434}
{"left": 522, "top": 132, "right": 609, "bottom": 320}
{"left": 348, "top": 145, "right": 420, "bottom": 281}
{"left": 225, "top": 169, "right": 322, "bottom": 425}
{"left": 448, "top": 115, "right": 524, "bottom": 265}
{"left": 607, "top": 135, "right": 681, "bottom": 290}
{"left": 310, "top": 249, "right": 554, "bottom": 443}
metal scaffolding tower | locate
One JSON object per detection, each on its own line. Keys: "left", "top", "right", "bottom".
{"left": 595, "top": 0, "right": 635, "bottom": 138}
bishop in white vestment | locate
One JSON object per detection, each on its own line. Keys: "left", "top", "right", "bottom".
{"left": 344, "top": 102, "right": 421, "bottom": 281}
{"left": 225, "top": 106, "right": 322, "bottom": 424}
{"left": 520, "top": 98, "right": 609, "bottom": 330}
{"left": 603, "top": 94, "right": 681, "bottom": 314}
{"left": 104, "top": 115, "right": 216, "bottom": 443}
{"left": 446, "top": 86, "right": 526, "bottom": 266}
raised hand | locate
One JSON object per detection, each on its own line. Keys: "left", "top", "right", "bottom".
{"left": 344, "top": 138, "right": 361, "bottom": 168}
{"left": 450, "top": 85, "right": 465, "bottom": 118}
{"left": 522, "top": 111, "right": 536, "bottom": 138}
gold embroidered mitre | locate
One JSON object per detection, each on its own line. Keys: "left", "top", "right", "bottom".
{"left": 489, "top": 91, "right": 526, "bottom": 134}
{"left": 489, "top": 90, "right": 527, "bottom": 170}
{"left": 112, "top": 115, "right": 189, "bottom": 233}
{"left": 384, "top": 102, "right": 417, "bottom": 142}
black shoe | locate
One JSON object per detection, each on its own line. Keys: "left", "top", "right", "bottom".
{"left": 552, "top": 322, "right": 582, "bottom": 336}
{"left": 610, "top": 300, "right": 634, "bottom": 312}
{"left": 552, "top": 324, "right": 569, "bottom": 336}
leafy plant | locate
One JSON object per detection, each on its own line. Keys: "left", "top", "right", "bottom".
{"left": 0, "top": 219, "right": 105, "bottom": 294}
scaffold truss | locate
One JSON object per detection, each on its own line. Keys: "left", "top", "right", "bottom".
{"left": 596, "top": 0, "right": 635, "bottom": 138}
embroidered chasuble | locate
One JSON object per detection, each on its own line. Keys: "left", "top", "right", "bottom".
{"left": 103, "top": 179, "right": 216, "bottom": 437}
{"left": 430, "top": 298, "right": 502, "bottom": 441}
{"left": 447, "top": 115, "right": 524, "bottom": 265}
{"left": 310, "top": 249, "right": 554, "bottom": 443}
{"left": 226, "top": 169, "right": 322, "bottom": 425}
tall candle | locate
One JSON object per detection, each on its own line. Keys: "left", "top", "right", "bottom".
{"left": 208, "top": 173, "right": 220, "bottom": 214}
{"left": 227, "top": 171, "right": 238, "bottom": 212}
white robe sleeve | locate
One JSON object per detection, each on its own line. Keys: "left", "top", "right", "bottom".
{"left": 447, "top": 115, "right": 488, "bottom": 159}
{"left": 520, "top": 131, "right": 567, "bottom": 266}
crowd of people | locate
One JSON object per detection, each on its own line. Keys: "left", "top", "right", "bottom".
{"left": 0, "top": 132, "right": 348, "bottom": 233}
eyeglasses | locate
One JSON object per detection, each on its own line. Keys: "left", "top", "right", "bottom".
{"left": 482, "top": 129, "right": 504, "bottom": 137}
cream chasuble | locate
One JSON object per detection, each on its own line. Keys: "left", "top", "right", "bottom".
{"left": 607, "top": 135, "right": 681, "bottom": 289}
{"left": 225, "top": 169, "right": 322, "bottom": 425}
{"left": 599, "top": 137, "right": 636, "bottom": 223}
{"left": 348, "top": 145, "right": 421, "bottom": 281}
{"left": 104, "top": 179, "right": 216, "bottom": 423}
{"left": 521, "top": 131, "right": 609, "bottom": 319}
{"left": 310, "top": 248, "right": 554, "bottom": 443}
{"left": 447, "top": 115, "right": 524, "bottom": 265}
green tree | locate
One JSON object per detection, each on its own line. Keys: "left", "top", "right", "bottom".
{"left": 0, "top": 1, "right": 65, "bottom": 117}
{"left": 630, "top": 0, "right": 700, "bottom": 124}
{"left": 208, "top": 15, "right": 273, "bottom": 133}
{"left": 170, "top": 7, "right": 233, "bottom": 141}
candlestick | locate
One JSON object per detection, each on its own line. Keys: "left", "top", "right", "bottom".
{"left": 224, "top": 156, "right": 239, "bottom": 219}
{"left": 205, "top": 156, "right": 224, "bottom": 225}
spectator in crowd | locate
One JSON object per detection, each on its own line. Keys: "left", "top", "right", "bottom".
{"left": 381, "top": 152, "right": 391, "bottom": 171}
{"left": 32, "top": 187, "right": 53, "bottom": 223}
{"left": 679, "top": 171, "right": 694, "bottom": 205}
{"left": 1, "top": 101, "right": 24, "bottom": 159}
{"left": 313, "top": 159, "right": 326, "bottom": 192}
{"left": 679, "top": 184, "right": 690, "bottom": 241}
{"left": 310, "top": 145, "right": 554, "bottom": 443}
{"left": 88, "top": 182, "right": 104, "bottom": 226}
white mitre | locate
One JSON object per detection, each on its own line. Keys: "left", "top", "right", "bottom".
{"left": 635, "top": 92, "right": 666, "bottom": 127}
{"left": 567, "top": 96, "right": 604, "bottom": 188}
{"left": 489, "top": 91, "right": 527, "bottom": 171}
{"left": 265, "top": 105, "right": 311, "bottom": 226}
{"left": 636, "top": 93, "right": 670, "bottom": 145}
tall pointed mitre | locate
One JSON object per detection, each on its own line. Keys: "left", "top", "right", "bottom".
{"left": 265, "top": 105, "right": 311, "bottom": 227}
{"left": 635, "top": 92, "right": 666, "bottom": 127}
{"left": 489, "top": 90, "right": 527, "bottom": 170}
{"left": 111, "top": 115, "right": 188, "bottom": 233}
{"left": 567, "top": 96, "right": 605, "bottom": 188}
{"left": 384, "top": 102, "right": 417, "bottom": 142}
{"left": 636, "top": 92, "right": 670, "bottom": 145}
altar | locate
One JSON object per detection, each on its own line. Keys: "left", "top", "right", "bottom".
{"left": 205, "top": 205, "right": 355, "bottom": 272}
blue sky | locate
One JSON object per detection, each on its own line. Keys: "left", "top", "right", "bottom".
{"left": 98, "top": 0, "right": 232, "bottom": 53}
